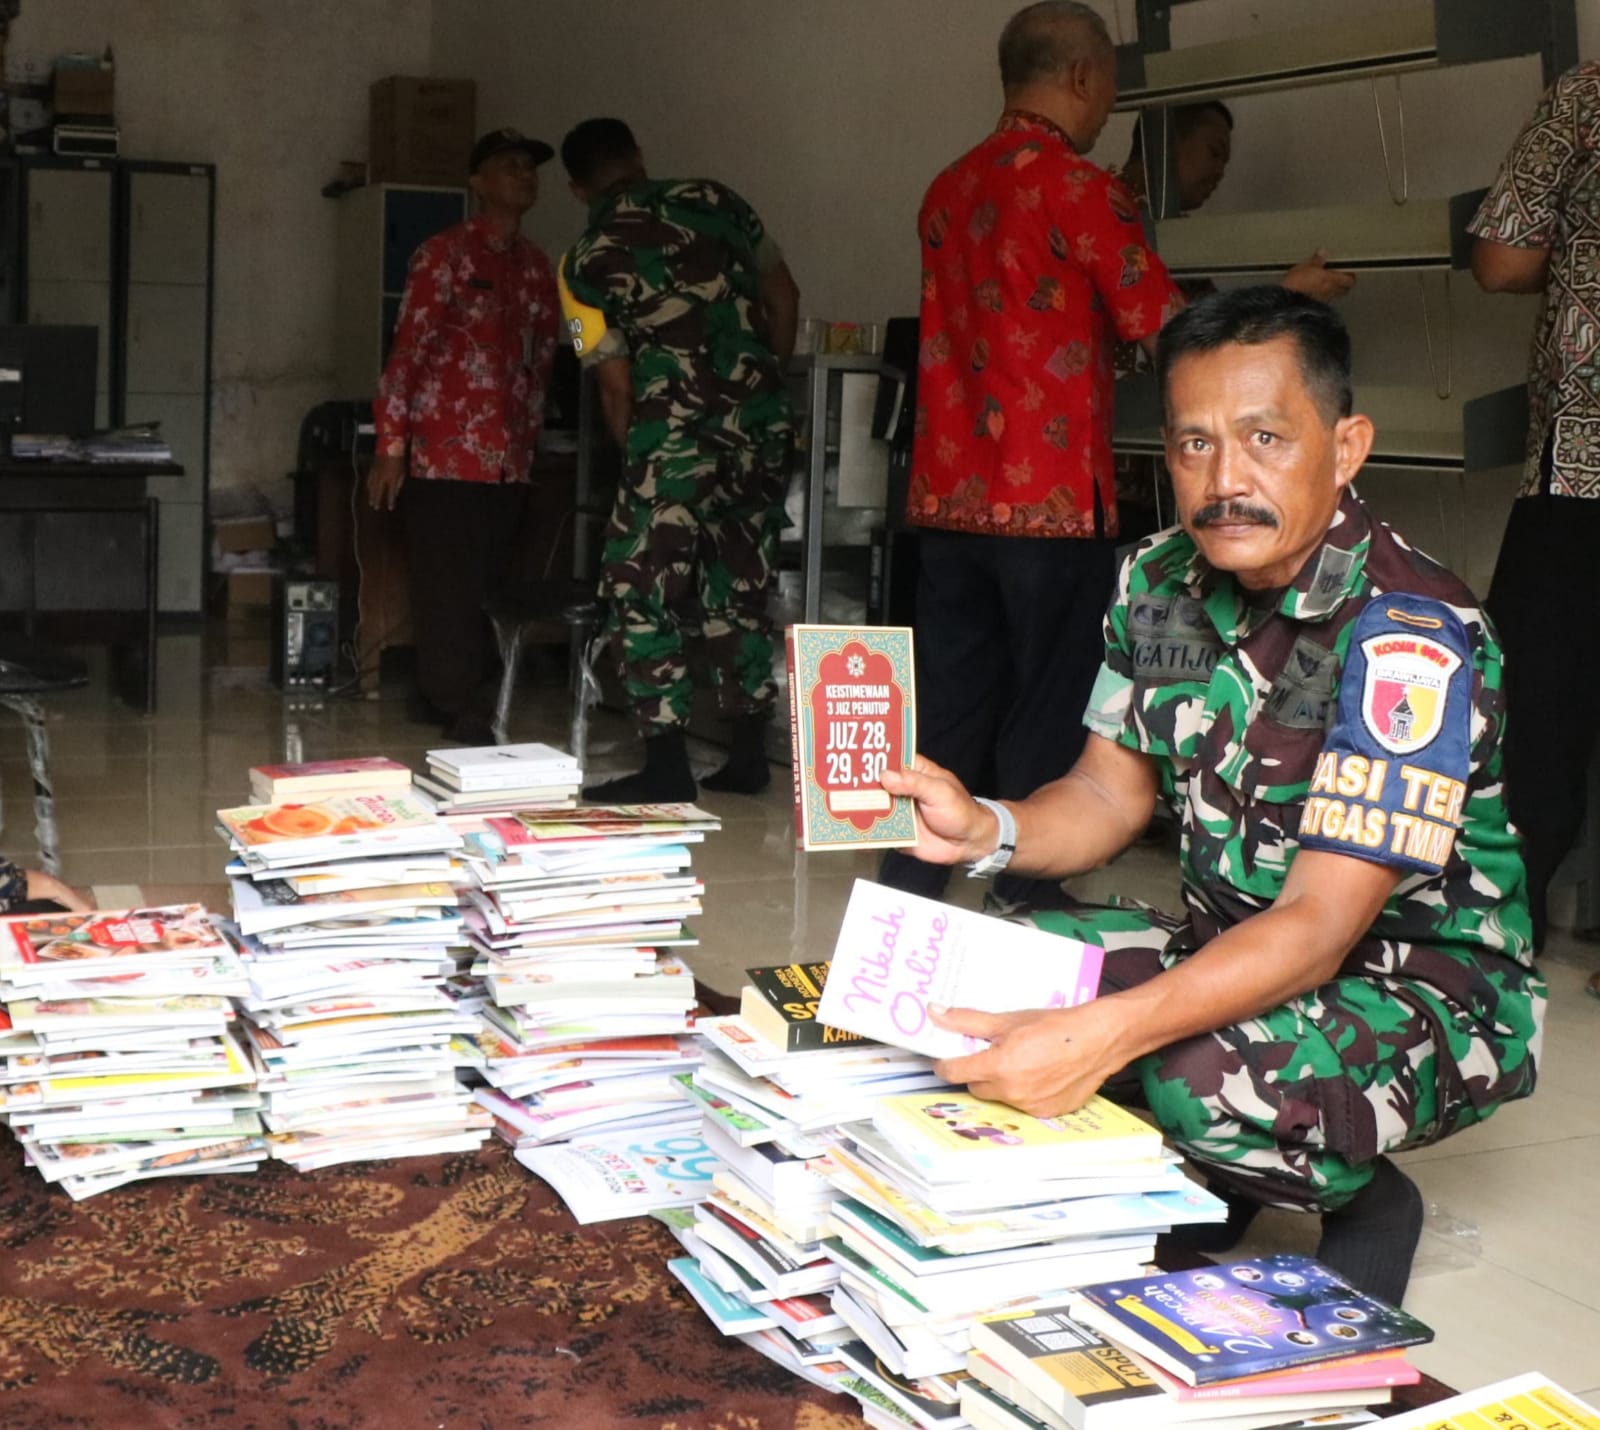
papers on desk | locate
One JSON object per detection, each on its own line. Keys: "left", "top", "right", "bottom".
{"left": 83, "top": 425, "right": 174, "bottom": 464}
{"left": 10, "top": 434, "right": 78, "bottom": 460}
{"left": 11, "top": 423, "right": 173, "bottom": 465}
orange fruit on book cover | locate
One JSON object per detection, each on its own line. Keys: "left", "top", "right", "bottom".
{"left": 244, "top": 804, "right": 372, "bottom": 841}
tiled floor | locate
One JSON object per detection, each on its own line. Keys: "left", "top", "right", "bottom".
{"left": 5, "top": 624, "right": 1597, "bottom": 1399}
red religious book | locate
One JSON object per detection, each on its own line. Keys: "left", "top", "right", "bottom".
{"left": 784, "top": 625, "right": 917, "bottom": 852}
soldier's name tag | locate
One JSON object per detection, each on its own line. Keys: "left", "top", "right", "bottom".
{"left": 468, "top": 277, "right": 494, "bottom": 290}
{"left": 1297, "top": 597, "right": 1472, "bottom": 877}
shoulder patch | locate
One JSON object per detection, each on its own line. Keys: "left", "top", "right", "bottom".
{"left": 1297, "top": 595, "right": 1474, "bottom": 878}
{"left": 1357, "top": 615, "right": 1464, "bottom": 756}
{"left": 557, "top": 253, "right": 625, "bottom": 365}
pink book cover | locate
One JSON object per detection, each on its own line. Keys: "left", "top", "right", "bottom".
{"left": 1155, "top": 1350, "right": 1420, "bottom": 1402}
{"left": 252, "top": 757, "right": 409, "bottom": 782}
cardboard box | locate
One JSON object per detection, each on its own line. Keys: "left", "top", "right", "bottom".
{"left": 53, "top": 64, "right": 115, "bottom": 117}
{"left": 213, "top": 515, "right": 276, "bottom": 555}
{"left": 226, "top": 569, "right": 276, "bottom": 613}
{"left": 369, "top": 77, "right": 476, "bottom": 185}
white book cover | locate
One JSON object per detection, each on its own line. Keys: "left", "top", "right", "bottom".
{"left": 427, "top": 743, "right": 580, "bottom": 787}
{"left": 516, "top": 1127, "right": 722, "bottom": 1224}
{"left": 816, "top": 880, "right": 1105, "bottom": 1060}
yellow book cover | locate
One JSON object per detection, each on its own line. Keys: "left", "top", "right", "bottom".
{"left": 41, "top": 1034, "right": 251, "bottom": 1096}
{"left": 821, "top": 1141, "right": 949, "bottom": 1241}
{"left": 874, "top": 1091, "right": 1158, "bottom": 1167}
{"left": 1379, "top": 1373, "right": 1600, "bottom": 1430}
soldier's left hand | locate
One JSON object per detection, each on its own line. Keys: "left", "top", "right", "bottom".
{"left": 929, "top": 1001, "right": 1133, "bottom": 1118}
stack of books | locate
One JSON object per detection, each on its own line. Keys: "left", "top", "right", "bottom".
{"left": 816, "top": 1090, "right": 1228, "bottom": 1428}
{"left": 963, "top": 1256, "right": 1436, "bottom": 1430}
{"left": 216, "top": 787, "right": 490, "bottom": 1171}
{"left": 416, "top": 742, "right": 581, "bottom": 816}
{"left": 0, "top": 905, "right": 262, "bottom": 1198}
{"left": 661, "top": 884, "right": 1239, "bottom": 1422}
{"left": 660, "top": 960, "right": 950, "bottom": 1397}
{"left": 473, "top": 1031, "right": 704, "bottom": 1150}
{"left": 249, "top": 756, "right": 413, "bottom": 806}
{"left": 454, "top": 804, "right": 725, "bottom": 1205}
{"left": 459, "top": 805, "right": 716, "bottom": 1152}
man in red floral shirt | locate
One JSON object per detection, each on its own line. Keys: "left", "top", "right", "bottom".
{"left": 369, "top": 128, "right": 562, "bottom": 745}
{"left": 882, "top": 1, "right": 1183, "bottom": 908}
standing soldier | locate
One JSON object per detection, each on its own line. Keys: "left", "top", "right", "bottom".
{"left": 558, "top": 118, "right": 800, "bottom": 802}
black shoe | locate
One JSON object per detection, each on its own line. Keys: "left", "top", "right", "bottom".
{"left": 583, "top": 729, "right": 697, "bottom": 804}
{"left": 701, "top": 713, "right": 772, "bottom": 794}
{"left": 1315, "top": 1157, "right": 1424, "bottom": 1306}
{"left": 441, "top": 712, "right": 497, "bottom": 746}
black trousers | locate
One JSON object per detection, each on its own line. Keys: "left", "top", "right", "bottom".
{"left": 1487, "top": 488, "right": 1600, "bottom": 946}
{"left": 879, "top": 529, "right": 1118, "bottom": 906}
{"left": 401, "top": 479, "right": 533, "bottom": 721}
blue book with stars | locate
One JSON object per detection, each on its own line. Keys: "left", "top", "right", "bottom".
{"left": 1067, "top": 1254, "right": 1433, "bottom": 1386}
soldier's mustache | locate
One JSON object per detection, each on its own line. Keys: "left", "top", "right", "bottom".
{"left": 1191, "top": 502, "right": 1278, "bottom": 529}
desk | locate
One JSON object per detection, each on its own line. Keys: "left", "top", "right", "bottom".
{"left": 0, "top": 459, "right": 178, "bottom": 712}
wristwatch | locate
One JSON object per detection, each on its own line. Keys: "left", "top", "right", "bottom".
{"left": 967, "top": 797, "right": 1017, "bottom": 878}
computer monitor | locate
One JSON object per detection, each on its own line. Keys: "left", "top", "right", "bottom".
{"left": 0, "top": 325, "right": 98, "bottom": 440}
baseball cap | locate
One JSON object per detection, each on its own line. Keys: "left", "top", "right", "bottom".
{"left": 469, "top": 127, "right": 555, "bottom": 172}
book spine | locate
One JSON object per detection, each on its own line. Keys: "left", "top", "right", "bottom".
{"left": 785, "top": 624, "right": 806, "bottom": 848}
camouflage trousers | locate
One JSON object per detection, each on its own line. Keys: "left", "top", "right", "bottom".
{"left": 603, "top": 428, "right": 791, "bottom": 734}
{"left": 1031, "top": 904, "right": 1533, "bottom": 1212}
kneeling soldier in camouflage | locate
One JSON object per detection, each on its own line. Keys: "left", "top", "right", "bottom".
{"left": 886, "top": 287, "right": 1545, "bottom": 1306}
{"left": 558, "top": 118, "right": 800, "bottom": 802}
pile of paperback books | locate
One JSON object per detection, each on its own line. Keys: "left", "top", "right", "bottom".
{"left": 461, "top": 805, "right": 716, "bottom": 1155}
{"left": 0, "top": 905, "right": 261, "bottom": 1198}
{"left": 217, "top": 780, "right": 489, "bottom": 1171}
{"left": 661, "top": 881, "right": 1242, "bottom": 1419}
{"left": 965, "top": 1254, "right": 1437, "bottom": 1429}
{"left": 415, "top": 742, "right": 581, "bottom": 817}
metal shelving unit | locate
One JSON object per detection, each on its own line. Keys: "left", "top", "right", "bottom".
{"left": 1152, "top": 192, "right": 1485, "bottom": 278}
{"left": 1115, "top": 0, "right": 1567, "bottom": 114}
{"left": 1112, "top": 0, "right": 1575, "bottom": 574}
{"left": 785, "top": 352, "right": 887, "bottom": 625}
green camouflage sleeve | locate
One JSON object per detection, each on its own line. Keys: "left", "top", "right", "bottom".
{"left": 1083, "top": 551, "right": 1138, "bottom": 745}
{"left": 562, "top": 237, "right": 615, "bottom": 314}
{"left": 716, "top": 182, "right": 782, "bottom": 274}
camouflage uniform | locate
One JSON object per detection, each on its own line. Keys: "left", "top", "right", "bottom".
{"left": 1050, "top": 490, "right": 1545, "bottom": 1212}
{"left": 561, "top": 178, "right": 793, "bottom": 734}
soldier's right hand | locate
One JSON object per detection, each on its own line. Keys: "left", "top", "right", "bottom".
{"left": 367, "top": 454, "right": 407, "bottom": 512}
{"left": 881, "top": 755, "right": 999, "bottom": 867}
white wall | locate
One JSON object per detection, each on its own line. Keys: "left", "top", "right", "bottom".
{"left": 431, "top": 0, "right": 1055, "bottom": 323}
{"left": 10, "top": 0, "right": 434, "bottom": 507}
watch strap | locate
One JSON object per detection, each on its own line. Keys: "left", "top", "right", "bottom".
{"left": 967, "top": 797, "right": 1017, "bottom": 878}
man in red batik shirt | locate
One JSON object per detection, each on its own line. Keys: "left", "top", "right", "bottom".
{"left": 369, "top": 128, "right": 561, "bottom": 745}
{"left": 881, "top": 1, "right": 1183, "bottom": 909}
